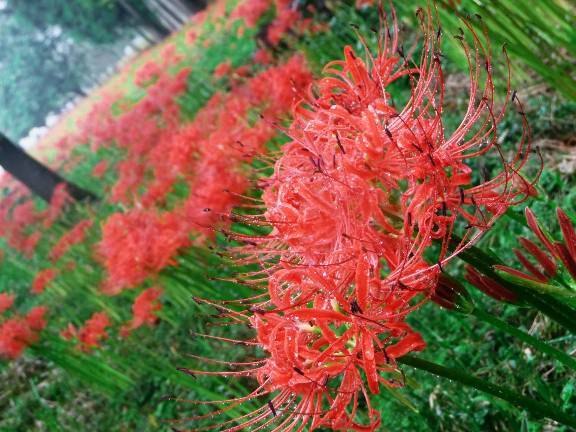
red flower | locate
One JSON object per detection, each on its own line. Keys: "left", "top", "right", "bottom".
{"left": 496, "top": 207, "right": 576, "bottom": 282}
{"left": 62, "top": 311, "right": 111, "bottom": 351}
{"left": 214, "top": 61, "right": 232, "bottom": 78}
{"left": 98, "top": 209, "right": 190, "bottom": 294}
{"left": 121, "top": 286, "right": 163, "bottom": 336}
{"left": 0, "top": 306, "right": 47, "bottom": 359}
{"left": 50, "top": 219, "right": 93, "bottom": 262}
{"left": 31, "top": 268, "right": 58, "bottom": 294}
{"left": 91, "top": 160, "right": 108, "bottom": 178}
{"left": 0, "top": 292, "right": 15, "bottom": 315}
{"left": 43, "top": 183, "right": 73, "bottom": 228}
{"left": 25, "top": 306, "right": 48, "bottom": 331}
{"left": 0, "top": 318, "right": 36, "bottom": 359}
{"left": 186, "top": 4, "right": 536, "bottom": 431}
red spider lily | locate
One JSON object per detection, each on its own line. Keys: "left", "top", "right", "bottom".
{"left": 230, "top": 0, "right": 271, "bottom": 27}
{"left": 0, "top": 292, "right": 15, "bottom": 315}
{"left": 214, "top": 61, "right": 233, "bottom": 78}
{"left": 50, "top": 219, "right": 93, "bottom": 262}
{"left": 61, "top": 311, "right": 111, "bottom": 351}
{"left": 496, "top": 207, "right": 576, "bottom": 282}
{"left": 183, "top": 4, "right": 536, "bottom": 431}
{"left": 98, "top": 209, "right": 190, "bottom": 294}
{"left": 25, "top": 306, "right": 48, "bottom": 331}
{"left": 120, "top": 286, "right": 163, "bottom": 337}
{"left": 0, "top": 306, "right": 47, "bottom": 359}
{"left": 31, "top": 268, "right": 58, "bottom": 294}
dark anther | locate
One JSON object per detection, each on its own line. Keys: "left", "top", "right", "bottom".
{"left": 437, "top": 261, "right": 444, "bottom": 272}
{"left": 428, "top": 153, "right": 436, "bottom": 166}
{"left": 293, "top": 367, "right": 305, "bottom": 375}
{"left": 384, "top": 127, "right": 393, "bottom": 140}
{"left": 459, "top": 187, "right": 465, "bottom": 204}
{"left": 407, "top": 212, "right": 412, "bottom": 226}
{"left": 441, "top": 202, "right": 447, "bottom": 216}
{"left": 350, "top": 299, "right": 363, "bottom": 314}
{"left": 436, "top": 25, "right": 442, "bottom": 39}
{"left": 203, "top": 208, "right": 211, "bottom": 212}
{"left": 250, "top": 307, "right": 266, "bottom": 314}
{"left": 268, "top": 400, "right": 277, "bottom": 417}
{"left": 511, "top": 89, "right": 518, "bottom": 101}
{"left": 334, "top": 132, "right": 346, "bottom": 154}
{"left": 482, "top": 166, "right": 490, "bottom": 182}
{"left": 176, "top": 367, "right": 197, "bottom": 379}
{"left": 397, "top": 45, "right": 405, "bottom": 59}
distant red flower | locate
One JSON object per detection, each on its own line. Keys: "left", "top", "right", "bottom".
{"left": 0, "top": 306, "right": 47, "bottom": 359}
{"left": 98, "top": 209, "right": 190, "bottom": 294}
{"left": 91, "top": 160, "right": 108, "bottom": 178}
{"left": 50, "top": 219, "right": 93, "bottom": 262}
{"left": 253, "top": 48, "right": 272, "bottom": 65}
{"left": 62, "top": 311, "right": 111, "bottom": 351}
{"left": 0, "top": 292, "right": 15, "bottom": 315}
{"left": 0, "top": 318, "right": 36, "bottom": 359}
{"left": 43, "top": 183, "right": 73, "bottom": 228}
{"left": 25, "top": 306, "right": 48, "bottom": 331}
{"left": 214, "top": 61, "right": 232, "bottom": 78}
{"left": 31, "top": 268, "right": 58, "bottom": 294}
{"left": 121, "top": 286, "right": 163, "bottom": 336}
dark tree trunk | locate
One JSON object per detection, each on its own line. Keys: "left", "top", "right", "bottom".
{"left": 0, "top": 133, "right": 97, "bottom": 203}
{"left": 118, "top": 0, "right": 171, "bottom": 39}
{"left": 181, "top": 0, "right": 207, "bottom": 13}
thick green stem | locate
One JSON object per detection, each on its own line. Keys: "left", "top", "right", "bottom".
{"left": 399, "top": 355, "right": 576, "bottom": 428}
{"left": 472, "top": 308, "right": 576, "bottom": 371}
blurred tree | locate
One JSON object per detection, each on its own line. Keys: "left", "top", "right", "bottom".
{"left": 0, "top": 133, "right": 97, "bottom": 203}
{"left": 0, "top": 12, "right": 90, "bottom": 141}
{"left": 5, "top": 0, "right": 170, "bottom": 44}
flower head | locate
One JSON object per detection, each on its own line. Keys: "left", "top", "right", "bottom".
{"left": 184, "top": 3, "right": 536, "bottom": 431}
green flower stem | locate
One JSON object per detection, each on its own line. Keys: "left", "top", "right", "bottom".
{"left": 472, "top": 308, "right": 576, "bottom": 371}
{"left": 398, "top": 355, "right": 576, "bottom": 429}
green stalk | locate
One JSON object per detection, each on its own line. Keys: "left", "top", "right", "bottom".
{"left": 399, "top": 355, "right": 576, "bottom": 428}
{"left": 472, "top": 308, "right": 576, "bottom": 371}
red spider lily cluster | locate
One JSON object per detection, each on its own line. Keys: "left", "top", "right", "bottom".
{"left": 97, "top": 54, "right": 312, "bottom": 295}
{"left": 0, "top": 0, "right": 315, "bottom": 361}
{"left": 182, "top": 5, "right": 536, "bottom": 431}
{"left": 0, "top": 305, "right": 47, "bottom": 359}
